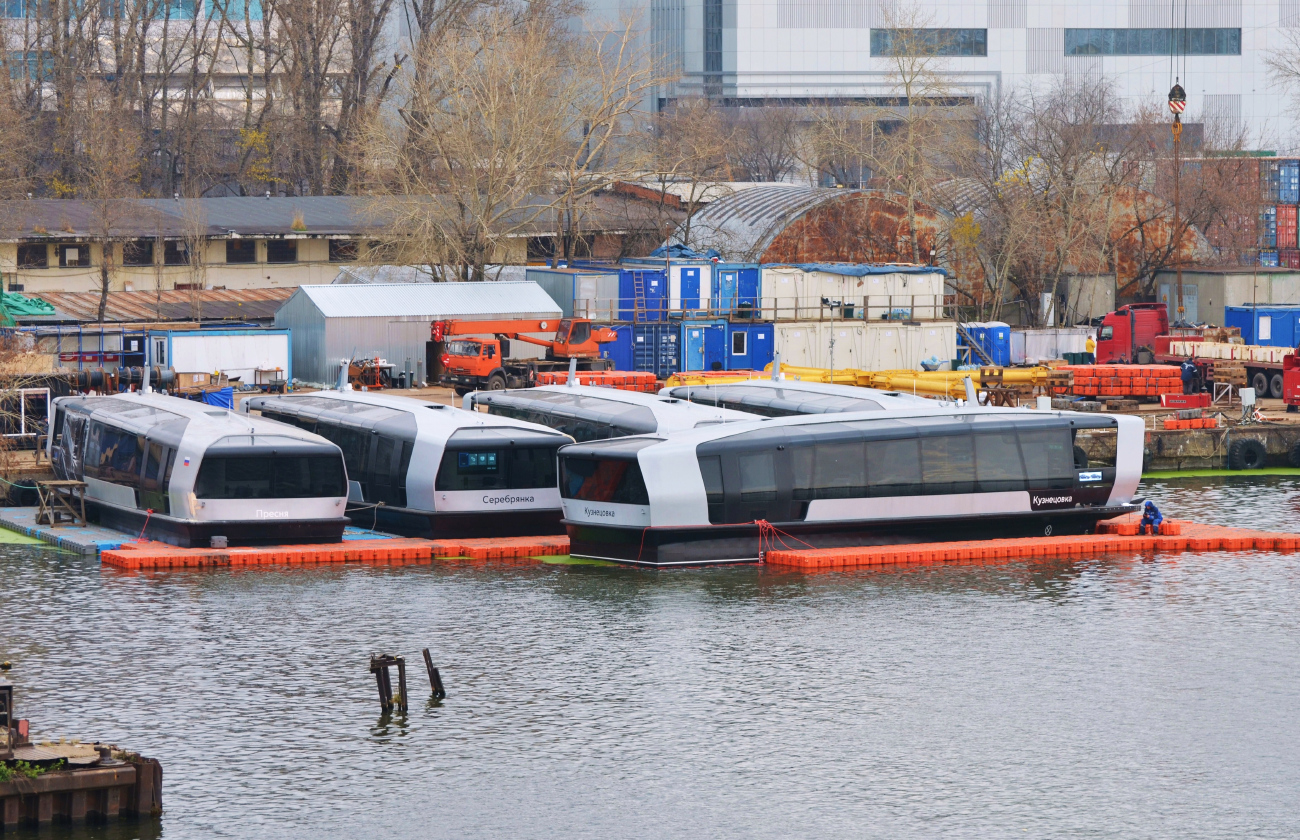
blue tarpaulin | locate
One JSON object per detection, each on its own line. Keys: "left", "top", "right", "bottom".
{"left": 649, "top": 243, "right": 722, "bottom": 260}
{"left": 769, "top": 263, "right": 948, "bottom": 277}
{"left": 201, "top": 387, "right": 234, "bottom": 409}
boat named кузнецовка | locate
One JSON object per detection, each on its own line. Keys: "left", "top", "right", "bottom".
{"left": 559, "top": 406, "right": 1144, "bottom": 566}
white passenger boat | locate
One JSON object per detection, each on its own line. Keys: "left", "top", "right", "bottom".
{"left": 558, "top": 407, "right": 1143, "bottom": 565}
{"left": 49, "top": 392, "right": 349, "bottom": 546}
{"left": 244, "top": 390, "right": 571, "bottom": 538}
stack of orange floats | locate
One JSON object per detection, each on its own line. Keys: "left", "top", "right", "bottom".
{"left": 1060, "top": 364, "right": 1182, "bottom": 398}
{"left": 1164, "top": 416, "right": 1219, "bottom": 430}
{"left": 533, "top": 371, "right": 658, "bottom": 392}
{"left": 764, "top": 514, "right": 1297, "bottom": 571}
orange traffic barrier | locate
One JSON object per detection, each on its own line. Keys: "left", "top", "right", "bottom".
{"left": 764, "top": 514, "right": 1295, "bottom": 572}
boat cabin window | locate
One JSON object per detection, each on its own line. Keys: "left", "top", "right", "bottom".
{"left": 1071, "top": 427, "right": 1118, "bottom": 469}
{"left": 559, "top": 457, "right": 649, "bottom": 505}
{"left": 698, "top": 419, "right": 1083, "bottom": 524}
{"left": 435, "top": 442, "right": 559, "bottom": 492}
{"left": 83, "top": 422, "right": 145, "bottom": 487}
{"left": 194, "top": 454, "right": 346, "bottom": 499}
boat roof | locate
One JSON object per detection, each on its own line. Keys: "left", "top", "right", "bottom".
{"left": 56, "top": 391, "right": 301, "bottom": 438}
{"left": 659, "top": 378, "right": 932, "bottom": 412}
{"left": 473, "top": 384, "right": 759, "bottom": 433}
{"left": 560, "top": 405, "right": 1124, "bottom": 456}
{"left": 248, "top": 389, "right": 570, "bottom": 439}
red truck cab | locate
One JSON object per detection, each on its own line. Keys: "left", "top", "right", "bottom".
{"left": 1096, "top": 303, "right": 1170, "bottom": 364}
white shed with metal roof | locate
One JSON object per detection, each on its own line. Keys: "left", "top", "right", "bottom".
{"left": 274, "top": 282, "right": 563, "bottom": 386}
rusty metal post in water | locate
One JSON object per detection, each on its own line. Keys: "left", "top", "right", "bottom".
{"left": 422, "top": 648, "right": 447, "bottom": 700}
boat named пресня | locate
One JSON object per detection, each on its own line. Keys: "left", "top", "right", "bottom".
{"left": 48, "top": 392, "right": 350, "bottom": 546}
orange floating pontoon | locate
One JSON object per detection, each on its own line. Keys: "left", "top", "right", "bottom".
{"left": 763, "top": 514, "right": 1297, "bottom": 571}
{"left": 101, "top": 535, "right": 572, "bottom": 570}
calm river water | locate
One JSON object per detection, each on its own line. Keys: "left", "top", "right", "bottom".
{"left": 2, "top": 477, "right": 1299, "bottom": 839}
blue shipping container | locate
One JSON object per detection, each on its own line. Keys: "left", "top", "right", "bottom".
{"left": 1224, "top": 305, "right": 1300, "bottom": 347}
{"left": 1281, "top": 161, "right": 1300, "bottom": 204}
{"left": 681, "top": 319, "right": 728, "bottom": 371}
{"left": 726, "top": 322, "right": 775, "bottom": 371}
{"left": 1260, "top": 250, "right": 1280, "bottom": 267}
{"left": 619, "top": 268, "right": 668, "bottom": 322}
{"left": 602, "top": 324, "right": 680, "bottom": 379}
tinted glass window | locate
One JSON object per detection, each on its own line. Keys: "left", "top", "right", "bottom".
{"left": 1072, "top": 427, "right": 1118, "bottom": 469}
{"left": 1020, "top": 428, "right": 1075, "bottom": 490}
{"left": 866, "top": 438, "right": 921, "bottom": 496}
{"left": 737, "top": 451, "right": 777, "bottom": 502}
{"left": 435, "top": 446, "right": 558, "bottom": 491}
{"left": 559, "top": 457, "right": 649, "bottom": 505}
{"left": 974, "top": 430, "right": 1026, "bottom": 492}
{"left": 811, "top": 440, "right": 867, "bottom": 499}
{"left": 698, "top": 455, "right": 724, "bottom": 520}
{"left": 84, "top": 422, "right": 144, "bottom": 487}
{"left": 921, "top": 433, "right": 975, "bottom": 495}
{"left": 194, "top": 455, "right": 346, "bottom": 499}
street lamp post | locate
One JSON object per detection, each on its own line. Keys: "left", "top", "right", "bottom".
{"left": 1169, "top": 83, "right": 1186, "bottom": 323}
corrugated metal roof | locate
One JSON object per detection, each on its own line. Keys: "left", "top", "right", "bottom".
{"left": 292, "top": 281, "right": 562, "bottom": 319}
{"left": 686, "top": 186, "right": 851, "bottom": 261}
{"left": 332, "top": 264, "right": 529, "bottom": 284}
{"left": 0, "top": 194, "right": 683, "bottom": 242}
{"left": 29, "top": 288, "right": 294, "bottom": 323}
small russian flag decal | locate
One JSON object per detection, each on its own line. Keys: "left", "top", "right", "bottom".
{"left": 183, "top": 458, "right": 191, "bottom": 466}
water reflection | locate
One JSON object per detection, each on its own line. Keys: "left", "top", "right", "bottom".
{"left": 0, "top": 479, "right": 1297, "bottom": 839}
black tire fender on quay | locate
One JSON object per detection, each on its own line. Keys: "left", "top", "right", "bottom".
{"left": 1289, "top": 439, "right": 1300, "bottom": 468}
{"left": 1228, "top": 437, "right": 1266, "bottom": 470}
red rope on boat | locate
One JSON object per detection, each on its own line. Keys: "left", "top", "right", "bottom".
{"left": 755, "top": 519, "right": 816, "bottom": 561}
{"left": 136, "top": 509, "right": 154, "bottom": 542}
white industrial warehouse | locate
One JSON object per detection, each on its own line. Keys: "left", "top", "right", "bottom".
{"left": 273, "top": 282, "right": 563, "bottom": 386}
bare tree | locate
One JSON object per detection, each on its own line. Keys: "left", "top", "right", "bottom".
{"left": 639, "top": 96, "right": 734, "bottom": 249}
{"left": 360, "top": 6, "right": 654, "bottom": 279}
{"left": 807, "top": 5, "right": 973, "bottom": 264}
{"left": 727, "top": 106, "right": 803, "bottom": 182}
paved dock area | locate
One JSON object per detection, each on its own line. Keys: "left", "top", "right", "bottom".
{"left": 0, "top": 506, "right": 128, "bottom": 554}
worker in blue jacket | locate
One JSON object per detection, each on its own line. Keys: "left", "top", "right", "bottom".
{"left": 1180, "top": 357, "right": 1198, "bottom": 395}
{"left": 1139, "top": 501, "right": 1163, "bottom": 535}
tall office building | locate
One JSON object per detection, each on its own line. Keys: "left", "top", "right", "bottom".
{"left": 643, "top": 0, "right": 1291, "bottom": 150}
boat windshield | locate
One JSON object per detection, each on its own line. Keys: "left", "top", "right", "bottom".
{"left": 194, "top": 454, "right": 346, "bottom": 499}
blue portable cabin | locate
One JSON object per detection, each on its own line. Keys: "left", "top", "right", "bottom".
{"left": 712, "top": 263, "right": 761, "bottom": 315}
{"left": 601, "top": 323, "right": 680, "bottom": 379}
{"left": 622, "top": 256, "right": 714, "bottom": 314}
{"left": 524, "top": 266, "right": 621, "bottom": 320}
{"left": 681, "top": 319, "right": 728, "bottom": 371}
{"left": 725, "top": 322, "right": 775, "bottom": 371}
{"left": 1224, "top": 305, "right": 1300, "bottom": 347}
{"left": 569, "top": 260, "right": 669, "bottom": 322}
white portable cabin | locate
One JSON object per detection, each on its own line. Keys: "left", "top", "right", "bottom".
{"left": 244, "top": 390, "right": 571, "bottom": 538}
{"left": 772, "top": 321, "right": 957, "bottom": 370}
{"left": 760, "top": 265, "right": 947, "bottom": 321}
